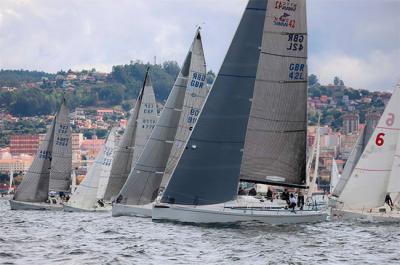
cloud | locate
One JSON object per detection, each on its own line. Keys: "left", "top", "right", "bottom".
{"left": 0, "top": 0, "right": 398, "bottom": 91}
{"left": 309, "top": 49, "right": 400, "bottom": 91}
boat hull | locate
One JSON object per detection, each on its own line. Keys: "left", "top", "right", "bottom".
{"left": 331, "top": 208, "right": 400, "bottom": 223}
{"left": 152, "top": 203, "right": 328, "bottom": 224}
{"left": 9, "top": 200, "right": 63, "bottom": 211}
{"left": 112, "top": 203, "right": 153, "bottom": 218}
{"left": 63, "top": 204, "right": 111, "bottom": 213}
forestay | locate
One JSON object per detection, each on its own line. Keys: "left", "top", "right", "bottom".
{"left": 103, "top": 70, "right": 157, "bottom": 201}
{"left": 13, "top": 119, "right": 56, "bottom": 202}
{"left": 161, "top": 0, "right": 267, "bottom": 206}
{"left": 339, "top": 85, "right": 400, "bottom": 209}
{"left": 240, "top": 0, "right": 307, "bottom": 187}
{"left": 66, "top": 128, "right": 116, "bottom": 210}
{"left": 117, "top": 31, "right": 204, "bottom": 205}
{"left": 49, "top": 99, "right": 72, "bottom": 192}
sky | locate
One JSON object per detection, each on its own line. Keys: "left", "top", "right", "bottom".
{"left": 0, "top": 0, "right": 399, "bottom": 91}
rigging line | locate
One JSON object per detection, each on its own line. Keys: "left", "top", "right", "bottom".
{"left": 247, "top": 128, "right": 306, "bottom": 133}
{"left": 249, "top": 115, "right": 306, "bottom": 123}
{"left": 256, "top": 79, "right": 307, "bottom": 84}
{"left": 189, "top": 138, "right": 244, "bottom": 144}
{"left": 219, "top": 73, "right": 256, "bottom": 79}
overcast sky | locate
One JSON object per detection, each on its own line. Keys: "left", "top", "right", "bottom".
{"left": 0, "top": 0, "right": 399, "bottom": 91}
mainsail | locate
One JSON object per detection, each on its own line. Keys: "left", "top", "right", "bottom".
{"left": 161, "top": 0, "right": 268, "bottom": 205}
{"left": 339, "top": 85, "right": 400, "bottom": 209}
{"left": 102, "top": 69, "right": 157, "bottom": 201}
{"left": 117, "top": 30, "right": 206, "bottom": 205}
{"left": 240, "top": 0, "right": 307, "bottom": 187}
{"left": 66, "top": 128, "right": 116, "bottom": 210}
{"left": 13, "top": 119, "right": 56, "bottom": 202}
{"left": 49, "top": 99, "right": 72, "bottom": 192}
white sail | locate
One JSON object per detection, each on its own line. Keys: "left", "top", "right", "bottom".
{"left": 49, "top": 99, "right": 72, "bottom": 192}
{"left": 339, "top": 84, "right": 400, "bottom": 209}
{"left": 330, "top": 158, "right": 340, "bottom": 193}
{"left": 13, "top": 119, "right": 56, "bottom": 202}
{"left": 66, "top": 129, "right": 116, "bottom": 210}
{"left": 387, "top": 133, "right": 400, "bottom": 193}
{"left": 103, "top": 71, "right": 157, "bottom": 200}
{"left": 309, "top": 124, "right": 321, "bottom": 195}
{"left": 161, "top": 28, "right": 208, "bottom": 188}
{"left": 8, "top": 170, "right": 14, "bottom": 194}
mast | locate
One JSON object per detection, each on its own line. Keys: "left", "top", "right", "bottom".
{"left": 117, "top": 29, "right": 206, "bottom": 205}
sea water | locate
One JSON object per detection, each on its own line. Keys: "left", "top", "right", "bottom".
{"left": 0, "top": 198, "right": 398, "bottom": 264}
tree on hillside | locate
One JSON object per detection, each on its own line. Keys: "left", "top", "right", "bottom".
{"left": 308, "top": 74, "right": 318, "bottom": 86}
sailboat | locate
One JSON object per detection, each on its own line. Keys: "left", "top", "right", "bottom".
{"left": 64, "top": 128, "right": 116, "bottom": 212}
{"left": 330, "top": 158, "right": 340, "bottom": 194}
{"left": 112, "top": 28, "right": 208, "bottom": 218}
{"left": 8, "top": 169, "right": 14, "bottom": 195}
{"left": 102, "top": 68, "right": 158, "bottom": 202}
{"left": 152, "top": 0, "right": 327, "bottom": 224}
{"left": 10, "top": 98, "right": 72, "bottom": 211}
{"left": 331, "top": 83, "right": 400, "bottom": 222}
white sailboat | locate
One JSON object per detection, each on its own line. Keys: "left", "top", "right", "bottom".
{"left": 10, "top": 98, "right": 72, "bottom": 211}
{"left": 153, "top": 0, "right": 327, "bottom": 224}
{"left": 332, "top": 83, "right": 400, "bottom": 222}
{"left": 112, "top": 28, "right": 208, "bottom": 217}
{"left": 64, "top": 128, "right": 116, "bottom": 212}
{"left": 102, "top": 68, "right": 157, "bottom": 202}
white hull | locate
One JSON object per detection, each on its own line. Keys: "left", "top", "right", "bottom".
{"left": 112, "top": 203, "right": 153, "bottom": 218}
{"left": 331, "top": 208, "right": 400, "bottom": 223}
{"left": 152, "top": 203, "right": 328, "bottom": 224}
{"left": 63, "top": 204, "right": 111, "bottom": 213}
{"left": 9, "top": 200, "right": 63, "bottom": 211}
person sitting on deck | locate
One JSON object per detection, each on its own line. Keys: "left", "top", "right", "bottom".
{"left": 297, "top": 190, "right": 305, "bottom": 210}
{"left": 248, "top": 187, "right": 257, "bottom": 196}
{"left": 385, "top": 194, "right": 394, "bottom": 210}
{"left": 238, "top": 187, "right": 246, "bottom": 195}
{"left": 97, "top": 199, "right": 105, "bottom": 207}
{"left": 289, "top": 193, "right": 297, "bottom": 212}
{"left": 115, "top": 194, "right": 123, "bottom": 204}
{"left": 266, "top": 187, "right": 273, "bottom": 202}
{"left": 281, "top": 189, "right": 290, "bottom": 205}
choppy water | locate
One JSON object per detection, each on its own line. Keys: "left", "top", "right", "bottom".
{"left": 0, "top": 198, "right": 398, "bottom": 265}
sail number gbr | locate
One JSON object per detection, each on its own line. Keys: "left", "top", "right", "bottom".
{"left": 288, "top": 63, "right": 305, "bottom": 80}
{"left": 287, "top": 34, "right": 304, "bottom": 52}
{"left": 190, "top": 72, "right": 205, "bottom": 89}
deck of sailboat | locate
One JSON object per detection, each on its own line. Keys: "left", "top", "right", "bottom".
{"left": 63, "top": 204, "right": 111, "bottom": 213}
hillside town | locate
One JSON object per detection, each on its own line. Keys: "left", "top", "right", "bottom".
{"left": 0, "top": 68, "right": 392, "bottom": 193}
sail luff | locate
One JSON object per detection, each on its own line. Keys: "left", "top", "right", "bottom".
{"left": 13, "top": 118, "right": 56, "bottom": 202}
{"left": 49, "top": 99, "right": 72, "bottom": 192}
{"left": 239, "top": 0, "right": 308, "bottom": 187}
{"left": 330, "top": 158, "right": 340, "bottom": 193}
{"left": 386, "top": 127, "right": 400, "bottom": 193}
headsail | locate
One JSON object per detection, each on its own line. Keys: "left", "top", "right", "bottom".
{"left": 117, "top": 30, "right": 205, "bottom": 205}
{"left": 13, "top": 118, "right": 56, "bottom": 202}
{"left": 161, "top": 0, "right": 267, "bottom": 206}
{"left": 339, "top": 84, "right": 400, "bottom": 209}
{"left": 102, "top": 69, "right": 157, "bottom": 201}
{"left": 240, "top": 0, "right": 307, "bottom": 188}
{"left": 49, "top": 98, "right": 72, "bottom": 192}
{"left": 66, "top": 128, "right": 116, "bottom": 210}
